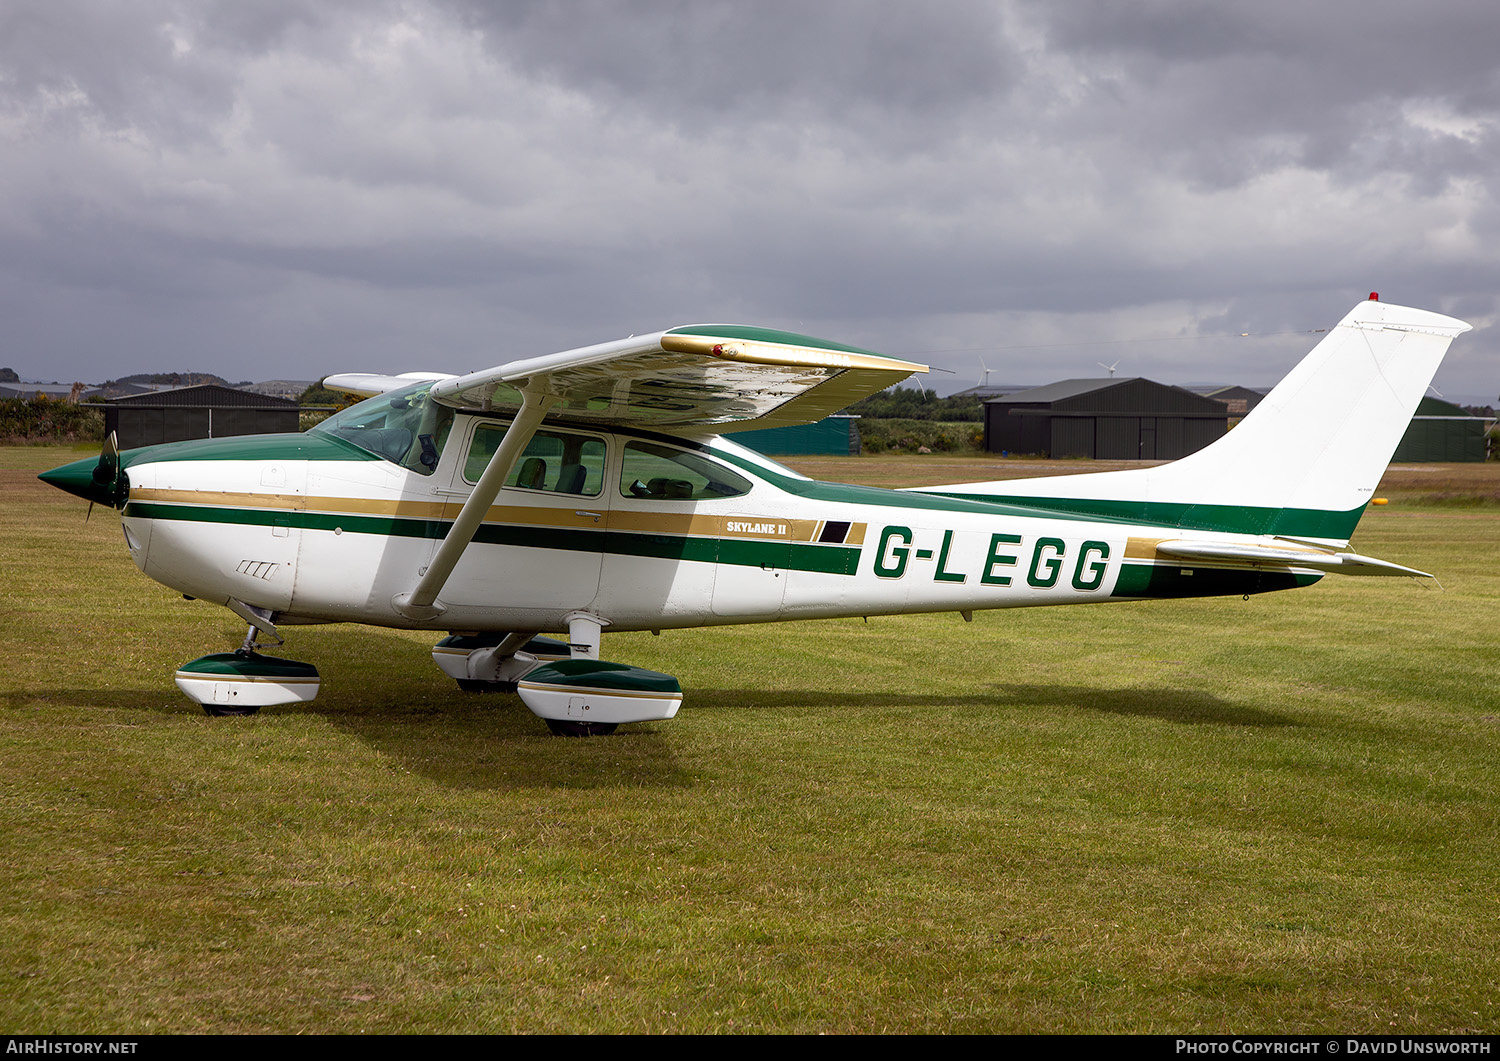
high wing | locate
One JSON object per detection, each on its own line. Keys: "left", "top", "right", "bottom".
{"left": 324, "top": 326, "right": 925, "bottom": 621}
{"left": 330, "top": 326, "right": 926, "bottom": 434}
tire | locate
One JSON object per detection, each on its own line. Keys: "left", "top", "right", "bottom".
{"left": 544, "top": 718, "right": 619, "bottom": 737}
{"left": 457, "top": 679, "right": 518, "bottom": 694}
{"left": 202, "top": 703, "right": 260, "bottom": 717}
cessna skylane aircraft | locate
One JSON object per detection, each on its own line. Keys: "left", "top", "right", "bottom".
{"left": 40, "top": 296, "right": 1470, "bottom": 734}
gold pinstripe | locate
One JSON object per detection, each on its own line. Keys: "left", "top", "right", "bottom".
{"left": 130, "top": 488, "right": 866, "bottom": 544}
{"left": 516, "top": 682, "right": 683, "bottom": 701}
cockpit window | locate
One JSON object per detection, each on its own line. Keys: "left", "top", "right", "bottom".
{"left": 620, "top": 441, "right": 752, "bottom": 501}
{"left": 310, "top": 381, "right": 454, "bottom": 476}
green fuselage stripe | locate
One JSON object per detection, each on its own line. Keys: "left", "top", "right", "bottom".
{"left": 123, "top": 502, "right": 860, "bottom": 575}
{"left": 925, "top": 492, "right": 1363, "bottom": 540}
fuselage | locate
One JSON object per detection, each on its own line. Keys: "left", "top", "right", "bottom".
{"left": 73, "top": 411, "right": 1318, "bottom": 637}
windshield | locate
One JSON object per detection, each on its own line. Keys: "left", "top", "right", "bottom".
{"left": 311, "top": 381, "right": 454, "bottom": 475}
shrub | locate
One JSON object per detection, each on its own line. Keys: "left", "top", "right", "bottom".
{"left": 0, "top": 395, "right": 105, "bottom": 444}
{"left": 857, "top": 419, "right": 983, "bottom": 454}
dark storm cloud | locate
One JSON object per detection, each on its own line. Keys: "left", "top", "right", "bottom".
{"left": 440, "top": 0, "right": 1018, "bottom": 134}
{"left": 1027, "top": 0, "right": 1500, "bottom": 190}
{"left": 1, "top": 0, "right": 1497, "bottom": 398}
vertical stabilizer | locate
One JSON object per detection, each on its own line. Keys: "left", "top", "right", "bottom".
{"left": 917, "top": 298, "right": 1471, "bottom": 544}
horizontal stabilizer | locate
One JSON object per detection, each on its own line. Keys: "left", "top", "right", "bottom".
{"left": 1154, "top": 540, "right": 1432, "bottom": 578}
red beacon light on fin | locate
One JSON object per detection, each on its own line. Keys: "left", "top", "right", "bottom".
{"left": 1369, "top": 291, "right": 1379, "bottom": 301}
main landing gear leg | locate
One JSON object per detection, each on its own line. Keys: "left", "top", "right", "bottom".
{"left": 545, "top": 612, "right": 619, "bottom": 736}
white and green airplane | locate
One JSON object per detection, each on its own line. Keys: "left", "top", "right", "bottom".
{"left": 40, "top": 295, "right": 1470, "bottom": 735}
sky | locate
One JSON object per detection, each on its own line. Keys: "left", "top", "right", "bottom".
{"left": 3, "top": 0, "right": 1499, "bottom": 401}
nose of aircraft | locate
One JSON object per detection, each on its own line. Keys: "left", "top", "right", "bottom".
{"left": 38, "top": 456, "right": 120, "bottom": 506}
{"left": 39, "top": 434, "right": 127, "bottom": 507}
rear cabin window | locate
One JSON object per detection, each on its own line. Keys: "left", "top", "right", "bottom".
{"left": 619, "top": 441, "right": 752, "bottom": 501}
{"left": 464, "top": 425, "right": 606, "bottom": 497}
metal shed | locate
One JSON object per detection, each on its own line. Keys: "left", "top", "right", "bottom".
{"left": 1391, "top": 396, "right": 1488, "bottom": 462}
{"left": 1196, "top": 385, "right": 1268, "bottom": 418}
{"left": 984, "top": 378, "right": 1228, "bottom": 460}
{"left": 100, "top": 385, "right": 301, "bottom": 450}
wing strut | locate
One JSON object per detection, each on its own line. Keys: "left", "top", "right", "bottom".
{"left": 393, "top": 386, "right": 558, "bottom": 621}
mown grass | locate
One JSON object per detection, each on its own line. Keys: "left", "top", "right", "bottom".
{"left": 2, "top": 446, "right": 1497, "bottom": 1033}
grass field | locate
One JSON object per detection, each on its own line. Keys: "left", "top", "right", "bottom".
{"left": 2, "top": 444, "right": 1497, "bottom": 1033}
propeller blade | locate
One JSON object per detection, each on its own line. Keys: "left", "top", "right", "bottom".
{"left": 91, "top": 431, "right": 120, "bottom": 490}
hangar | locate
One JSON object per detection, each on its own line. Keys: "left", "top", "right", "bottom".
{"left": 1193, "top": 384, "right": 1268, "bottom": 417}
{"left": 1391, "top": 396, "right": 1489, "bottom": 462}
{"left": 984, "top": 378, "right": 1228, "bottom": 460}
{"left": 100, "top": 385, "right": 300, "bottom": 450}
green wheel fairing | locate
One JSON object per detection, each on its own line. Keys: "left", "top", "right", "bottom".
{"left": 522, "top": 659, "right": 681, "bottom": 695}
{"left": 175, "top": 652, "right": 320, "bottom": 680}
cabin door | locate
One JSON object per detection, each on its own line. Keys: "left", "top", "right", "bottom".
{"left": 433, "top": 419, "right": 609, "bottom": 612}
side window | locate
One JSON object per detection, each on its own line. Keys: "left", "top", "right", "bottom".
{"left": 464, "top": 425, "right": 606, "bottom": 497}
{"left": 619, "top": 441, "right": 752, "bottom": 501}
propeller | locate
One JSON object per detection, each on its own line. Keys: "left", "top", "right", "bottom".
{"left": 93, "top": 431, "right": 121, "bottom": 493}
{"left": 37, "top": 430, "right": 130, "bottom": 510}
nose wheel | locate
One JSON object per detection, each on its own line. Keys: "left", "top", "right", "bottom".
{"left": 544, "top": 719, "right": 619, "bottom": 737}
{"left": 174, "top": 608, "right": 319, "bottom": 715}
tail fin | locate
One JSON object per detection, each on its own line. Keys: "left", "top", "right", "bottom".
{"left": 917, "top": 298, "right": 1471, "bottom": 545}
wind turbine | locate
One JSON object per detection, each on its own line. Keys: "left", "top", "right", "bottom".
{"left": 1098, "top": 360, "right": 1120, "bottom": 378}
